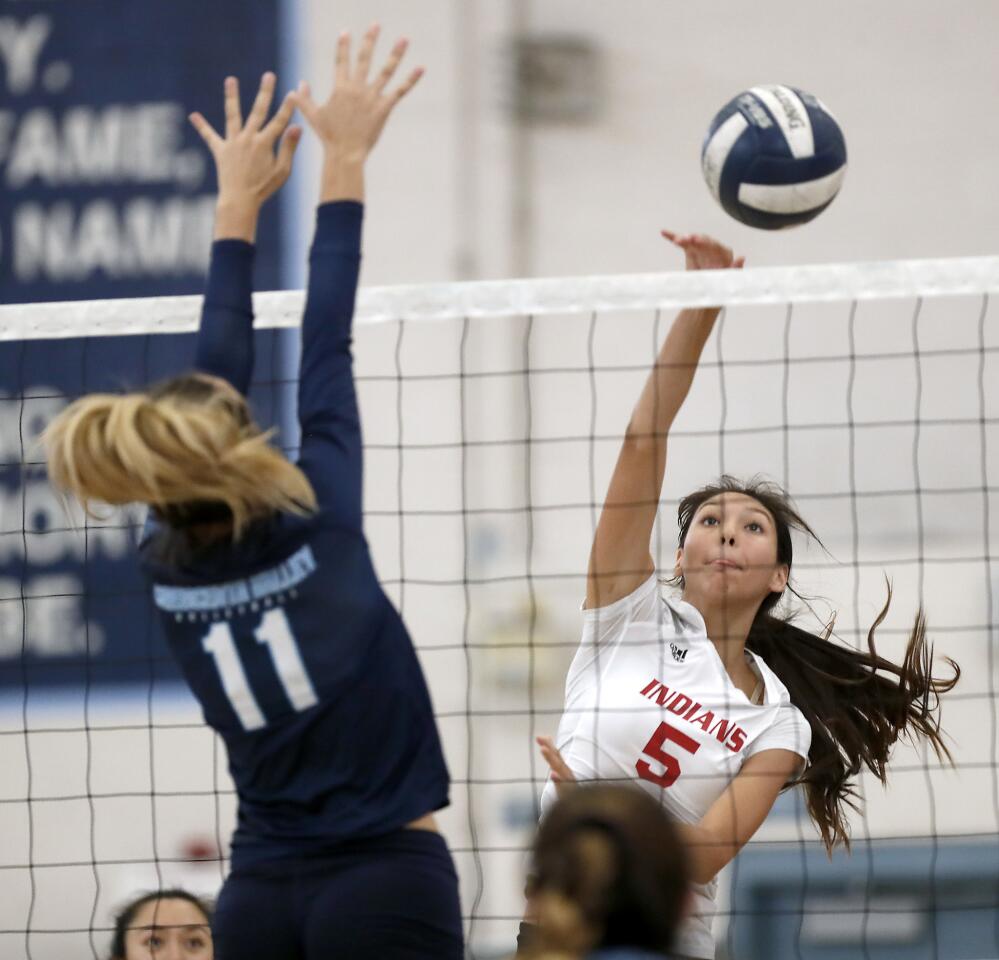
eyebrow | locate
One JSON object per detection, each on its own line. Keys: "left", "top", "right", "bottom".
{"left": 132, "top": 924, "right": 210, "bottom": 932}
{"left": 700, "top": 499, "right": 773, "bottom": 521}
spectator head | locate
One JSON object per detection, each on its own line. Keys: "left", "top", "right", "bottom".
{"left": 108, "top": 889, "right": 213, "bottom": 960}
{"left": 529, "top": 785, "right": 689, "bottom": 956}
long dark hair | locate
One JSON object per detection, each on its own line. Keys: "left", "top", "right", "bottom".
{"left": 108, "top": 888, "right": 212, "bottom": 959}
{"left": 531, "top": 784, "right": 689, "bottom": 954}
{"left": 675, "top": 475, "right": 960, "bottom": 851}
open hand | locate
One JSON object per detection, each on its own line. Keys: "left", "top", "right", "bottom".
{"left": 291, "top": 24, "right": 423, "bottom": 162}
{"left": 662, "top": 230, "right": 745, "bottom": 271}
{"left": 537, "top": 736, "right": 578, "bottom": 799}
{"left": 189, "top": 72, "right": 300, "bottom": 211}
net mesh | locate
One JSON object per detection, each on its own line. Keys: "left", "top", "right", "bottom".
{"left": 1, "top": 256, "right": 998, "bottom": 959}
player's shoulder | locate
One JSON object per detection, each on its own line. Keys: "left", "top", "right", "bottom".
{"left": 584, "top": 577, "right": 705, "bottom": 635}
{"left": 747, "top": 650, "right": 796, "bottom": 707}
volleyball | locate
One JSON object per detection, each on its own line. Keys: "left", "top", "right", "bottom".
{"left": 701, "top": 85, "right": 847, "bottom": 230}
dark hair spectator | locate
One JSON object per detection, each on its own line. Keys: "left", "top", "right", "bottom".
{"left": 109, "top": 889, "right": 213, "bottom": 960}
{"left": 525, "top": 785, "right": 689, "bottom": 959}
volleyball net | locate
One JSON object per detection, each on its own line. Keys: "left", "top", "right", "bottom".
{"left": 2, "top": 255, "right": 998, "bottom": 959}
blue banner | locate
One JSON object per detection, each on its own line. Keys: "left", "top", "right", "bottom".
{"left": 0, "top": 0, "right": 287, "bottom": 691}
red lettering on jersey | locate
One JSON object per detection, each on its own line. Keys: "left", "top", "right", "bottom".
{"left": 639, "top": 682, "right": 746, "bottom": 751}
{"left": 666, "top": 693, "right": 694, "bottom": 716}
{"left": 709, "top": 716, "right": 731, "bottom": 743}
{"left": 691, "top": 709, "right": 715, "bottom": 731}
{"left": 654, "top": 684, "right": 673, "bottom": 707}
{"left": 640, "top": 678, "right": 659, "bottom": 697}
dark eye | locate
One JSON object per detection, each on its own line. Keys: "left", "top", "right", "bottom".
{"left": 701, "top": 515, "right": 718, "bottom": 526}
{"left": 747, "top": 521, "right": 764, "bottom": 533}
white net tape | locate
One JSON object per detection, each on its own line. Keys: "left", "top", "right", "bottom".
{"left": 3, "top": 255, "right": 999, "bottom": 340}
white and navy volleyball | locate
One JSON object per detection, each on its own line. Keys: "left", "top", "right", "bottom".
{"left": 701, "top": 85, "right": 847, "bottom": 230}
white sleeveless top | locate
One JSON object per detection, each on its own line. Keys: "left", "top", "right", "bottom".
{"left": 540, "top": 575, "right": 811, "bottom": 959}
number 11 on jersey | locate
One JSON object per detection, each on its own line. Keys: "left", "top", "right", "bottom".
{"left": 202, "top": 608, "right": 319, "bottom": 731}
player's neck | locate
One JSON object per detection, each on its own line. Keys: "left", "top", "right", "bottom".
{"left": 683, "top": 590, "right": 756, "bottom": 674}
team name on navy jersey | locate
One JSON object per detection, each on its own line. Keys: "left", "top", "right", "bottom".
{"left": 153, "top": 545, "right": 317, "bottom": 621}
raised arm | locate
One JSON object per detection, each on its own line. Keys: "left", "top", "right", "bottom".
{"left": 585, "top": 234, "right": 745, "bottom": 609}
{"left": 188, "top": 72, "right": 301, "bottom": 393}
{"left": 287, "top": 26, "right": 423, "bottom": 529}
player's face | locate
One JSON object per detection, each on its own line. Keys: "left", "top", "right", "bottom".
{"left": 675, "top": 492, "right": 788, "bottom": 610}
{"left": 124, "top": 898, "right": 212, "bottom": 960}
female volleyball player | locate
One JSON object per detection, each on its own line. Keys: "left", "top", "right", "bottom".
{"left": 533, "top": 232, "right": 960, "bottom": 959}
{"left": 46, "top": 27, "right": 462, "bottom": 960}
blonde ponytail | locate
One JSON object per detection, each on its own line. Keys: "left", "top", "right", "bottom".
{"left": 44, "top": 379, "right": 316, "bottom": 540}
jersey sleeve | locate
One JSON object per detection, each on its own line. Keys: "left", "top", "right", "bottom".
{"left": 579, "top": 575, "right": 662, "bottom": 646}
{"left": 562, "top": 575, "right": 663, "bottom": 695}
{"left": 295, "top": 201, "right": 364, "bottom": 532}
{"left": 194, "top": 240, "right": 256, "bottom": 395}
{"left": 744, "top": 701, "right": 812, "bottom": 764}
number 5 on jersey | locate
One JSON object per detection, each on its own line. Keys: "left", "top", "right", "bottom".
{"left": 202, "top": 608, "right": 318, "bottom": 731}
{"left": 636, "top": 720, "right": 701, "bottom": 789}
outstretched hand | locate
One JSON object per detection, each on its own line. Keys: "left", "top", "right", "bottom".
{"left": 190, "top": 73, "right": 300, "bottom": 213}
{"left": 662, "top": 230, "right": 745, "bottom": 271}
{"left": 291, "top": 24, "right": 423, "bottom": 162}
{"left": 537, "top": 736, "right": 578, "bottom": 800}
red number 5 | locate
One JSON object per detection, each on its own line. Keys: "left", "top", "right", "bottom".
{"left": 636, "top": 721, "right": 701, "bottom": 788}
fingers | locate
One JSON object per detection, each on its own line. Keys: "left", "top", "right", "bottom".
{"left": 389, "top": 66, "right": 424, "bottom": 106}
{"left": 262, "top": 90, "right": 296, "bottom": 142}
{"left": 223, "top": 76, "right": 242, "bottom": 137}
{"left": 335, "top": 31, "right": 351, "bottom": 85}
{"left": 274, "top": 125, "right": 302, "bottom": 182}
{"left": 536, "top": 736, "right": 573, "bottom": 779}
{"left": 373, "top": 37, "right": 408, "bottom": 93}
{"left": 662, "top": 230, "right": 742, "bottom": 268}
{"left": 245, "top": 72, "right": 277, "bottom": 133}
{"left": 354, "top": 23, "right": 380, "bottom": 83}
{"left": 188, "top": 112, "right": 221, "bottom": 151}
{"left": 289, "top": 81, "right": 320, "bottom": 130}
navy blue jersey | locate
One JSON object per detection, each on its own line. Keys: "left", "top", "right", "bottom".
{"left": 139, "top": 203, "right": 450, "bottom": 869}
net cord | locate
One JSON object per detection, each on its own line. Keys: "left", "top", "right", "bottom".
{"left": 3, "top": 256, "right": 999, "bottom": 342}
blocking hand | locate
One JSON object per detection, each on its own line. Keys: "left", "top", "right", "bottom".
{"left": 291, "top": 24, "right": 423, "bottom": 161}
{"left": 189, "top": 72, "right": 301, "bottom": 210}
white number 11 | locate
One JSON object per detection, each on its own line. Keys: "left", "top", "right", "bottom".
{"left": 202, "top": 608, "right": 319, "bottom": 731}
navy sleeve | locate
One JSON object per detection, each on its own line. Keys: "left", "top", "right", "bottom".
{"left": 194, "top": 240, "right": 256, "bottom": 395}
{"left": 296, "top": 201, "right": 364, "bottom": 531}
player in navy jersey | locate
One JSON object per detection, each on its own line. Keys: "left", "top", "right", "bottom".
{"left": 45, "top": 27, "right": 462, "bottom": 960}
{"left": 527, "top": 232, "right": 961, "bottom": 959}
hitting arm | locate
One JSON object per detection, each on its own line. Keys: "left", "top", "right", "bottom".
{"left": 585, "top": 233, "right": 744, "bottom": 609}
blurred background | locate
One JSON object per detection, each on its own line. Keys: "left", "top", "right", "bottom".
{"left": 1, "top": 1, "right": 998, "bottom": 958}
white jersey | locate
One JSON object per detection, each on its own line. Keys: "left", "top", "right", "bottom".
{"left": 540, "top": 575, "right": 811, "bottom": 960}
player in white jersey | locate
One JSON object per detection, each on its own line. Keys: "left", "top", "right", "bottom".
{"left": 531, "top": 232, "right": 960, "bottom": 960}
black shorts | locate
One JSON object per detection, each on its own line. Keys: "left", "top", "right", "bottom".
{"left": 213, "top": 829, "right": 463, "bottom": 960}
